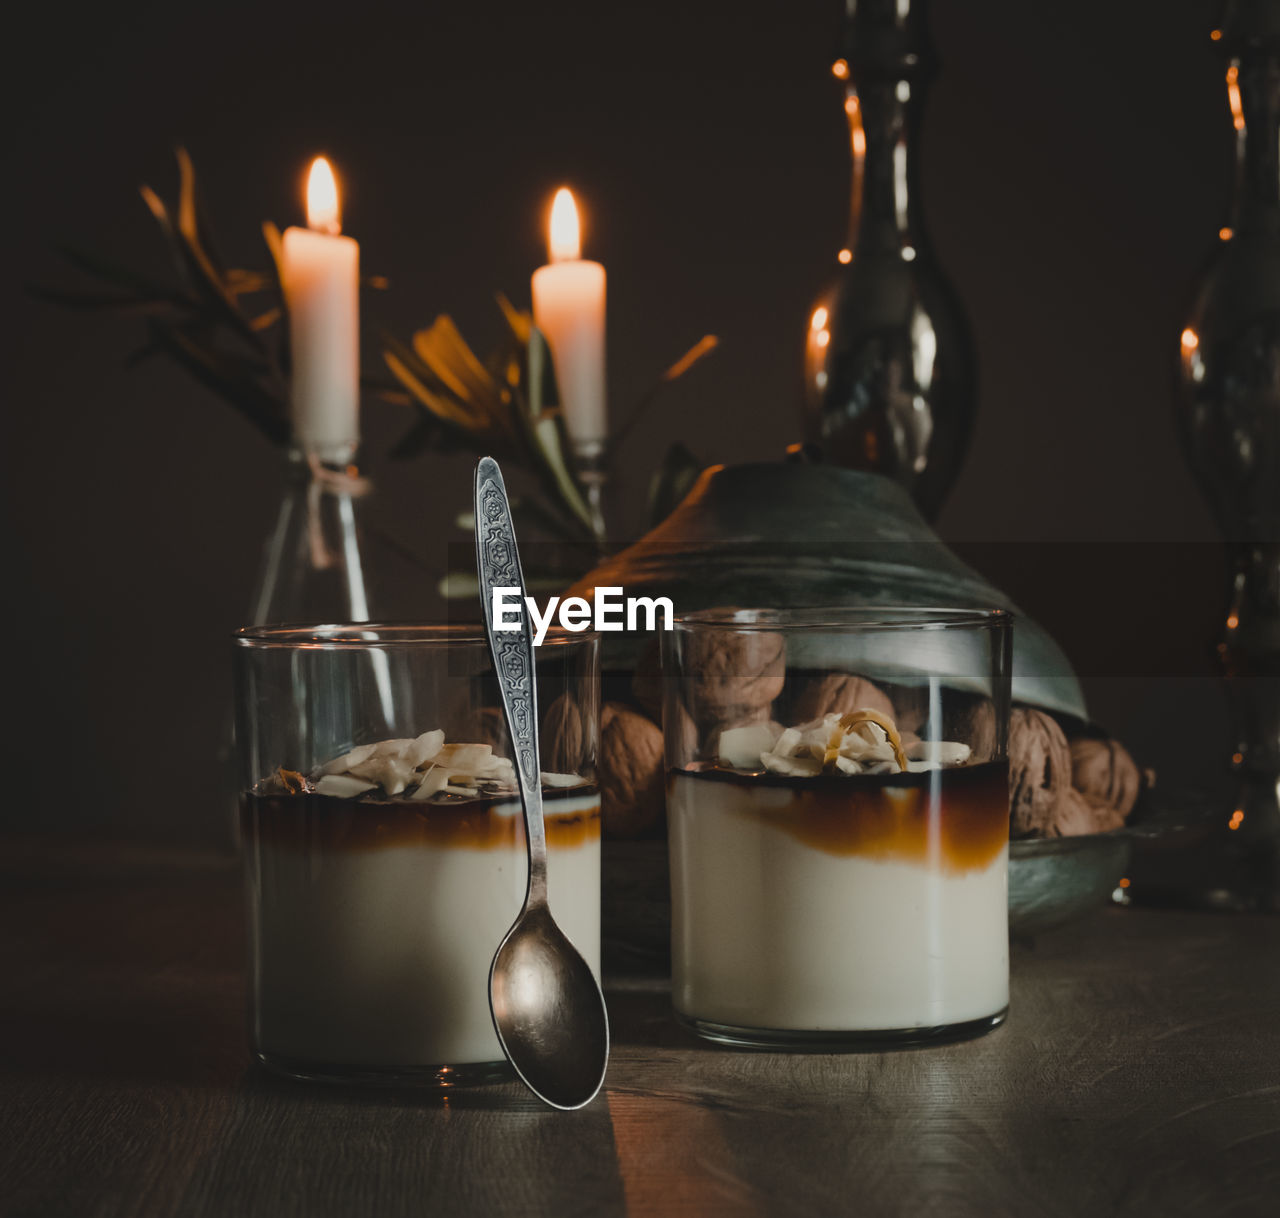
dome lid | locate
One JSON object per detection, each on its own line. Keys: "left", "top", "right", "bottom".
{"left": 567, "top": 462, "right": 1086, "bottom": 720}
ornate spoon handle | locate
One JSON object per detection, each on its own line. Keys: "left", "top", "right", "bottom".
{"left": 474, "top": 456, "right": 547, "bottom": 906}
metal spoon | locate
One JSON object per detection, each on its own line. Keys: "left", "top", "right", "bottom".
{"left": 473, "top": 456, "right": 609, "bottom": 1110}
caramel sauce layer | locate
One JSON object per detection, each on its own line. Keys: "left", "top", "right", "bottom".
{"left": 670, "top": 761, "right": 1009, "bottom": 872}
{"left": 243, "top": 786, "right": 601, "bottom": 853}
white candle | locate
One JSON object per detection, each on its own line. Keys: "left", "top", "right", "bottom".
{"left": 531, "top": 188, "right": 607, "bottom": 449}
{"left": 282, "top": 156, "right": 360, "bottom": 460}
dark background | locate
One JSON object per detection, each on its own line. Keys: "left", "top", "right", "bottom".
{"left": 7, "top": 0, "right": 1233, "bottom": 845}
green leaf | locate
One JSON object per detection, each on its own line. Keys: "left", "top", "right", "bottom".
{"left": 138, "top": 184, "right": 194, "bottom": 291}
{"left": 388, "top": 407, "right": 468, "bottom": 460}
{"left": 223, "top": 268, "right": 274, "bottom": 297}
{"left": 25, "top": 284, "right": 178, "bottom": 314}
{"left": 608, "top": 334, "right": 719, "bottom": 456}
{"left": 524, "top": 326, "right": 557, "bottom": 419}
{"left": 383, "top": 335, "right": 492, "bottom": 436}
{"left": 54, "top": 244, "right": 179, "bottom": 303}
{"left": 648, "top": 442, "right": 705, "bottom": 527}
{"left": 261, "top": 222, "right": 286, "bottom": 282}
{"left": 148, "top": 322, "right": 291, "bottom": 446}
{"left": 507, "top": 491, "right": 595, "bottom": 543}
{"left": 412, "top": 315, "right": 515, "bottom": 439}
{"left": 531, "top": 415, "right": 596, "bottom": 535}
{"left": 175, "top": 146, "right": 227, "bottom": 276}
{"left": 138, "top": 161, "right": 261, "bottom": 351}
{"left": 495, "top": 292, "right": 532, "bottom": 345}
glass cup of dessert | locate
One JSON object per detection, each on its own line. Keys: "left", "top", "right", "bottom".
{"left": 233, "top": 623, "right": 600, "bottom": 1085}
{"left": 661, "top": 607, "right": 1013, "bottom": 1048}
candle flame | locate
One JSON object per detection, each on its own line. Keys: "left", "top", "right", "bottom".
{"left": 1181, "top": 327, "right": 1199, "bottom": 354}
{"left": 549, "top": 187, "right": 581, "bottom": 262}
{"left": 811, "top": 306, "right": 828, "bottom": 332}
{"left": 306, "top": 156, "right": 342, "bottom": 235}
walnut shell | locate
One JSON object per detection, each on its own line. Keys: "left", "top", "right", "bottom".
{"left": 542, "top": 693, "right": 588, "bottom": 775}
{"left": 667, "top": 698, "right": 699, "bottom": 767}
{"left": 1009, "top": 708, "right": 1072, "bottom": 837}
{"left": 792, "top": 674, "right": 895, "bottom": 724}
{"left": 945, "top": 699, "right": 998, "bottom": 763}
{"left": 683, "top": 630, "right": 785, "bottom": 728}
{"left": 454, "top": 706, "right": 508, "bottom": 754}
{"left": 599, "top": 702, "right": 665, "bottom": 838}
{"left": 890, "top": 685, "right": 930, "bottom": 736}
{"left": 1051, "top": 787, "right": 1119, "bottom": 837}
{"left": 1070, "top": 738, "right": 1141, "bottom": 821}
{"left": 631, "top": 641, "right": 665, "bottom": 721}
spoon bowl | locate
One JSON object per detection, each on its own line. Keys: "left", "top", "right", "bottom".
{"left": 490, "top": 905, "right": 609, "bottom": 1109}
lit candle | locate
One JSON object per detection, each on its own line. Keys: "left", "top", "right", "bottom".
{"left": 282, "top": 156, "right": 360, "bottom": 460}
{"left": 531, "top": 188, "right": 607, "bottom": 449}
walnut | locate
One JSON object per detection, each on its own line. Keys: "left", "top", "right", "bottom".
{"left": 792, "top": 674, "right": 894, "bottom": 723}
{"left": 667, "top": 698, "right": 700, "bottom": 768}
{"left": 455, "top": 706, "right": 508, "bottom": 754}
{"left": 1070, "top": 738, "right": 1141, "bottom": 821}
{"left": 890, "top": 685, "right": 929, "bottom": 735}
{"left": 1060, "top": 785, "right": 1128, "bottom": 836}
{"left": 683, "top": 630, "right": 785, "bottom": 728}
{"left": 631, "top": 640, "right": 665, "bottom": 721}
{"left": 1009, "top": 708, "right": 1072, "bottom": 837}
{"left": 599, "top": 702, "right": 665, "bottom": 838}
{"left": 945, "top": 699, "right": 998, "bottom": 763}
{"left": 542, "top": 693, "right": 589, "bottom": 775}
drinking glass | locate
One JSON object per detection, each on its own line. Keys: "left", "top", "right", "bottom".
{"left": 234, "top": 623, "right": 600, "bottom": 1085}
{"left": 661, "top": 607, "right": 1012, "bottom": 1048}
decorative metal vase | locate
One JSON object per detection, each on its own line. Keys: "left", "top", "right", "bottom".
{"left": 1170, "top": 0, "right": 1280, "bottom": 911}
{"left": 803, "top": 0, "right": 977, "bottom": 521}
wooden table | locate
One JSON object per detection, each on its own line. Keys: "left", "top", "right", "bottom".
{"left": 2, "top": 841, "right": 1277, "bottom": 1218}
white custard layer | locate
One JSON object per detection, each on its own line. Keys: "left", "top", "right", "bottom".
{"left": 249, "top": 792, "right": 600, "bottom": 1068}
{"left": 668, "top": 775, "right": 1008, "bottom": 1032}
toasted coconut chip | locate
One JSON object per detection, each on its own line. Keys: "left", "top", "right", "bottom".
{"left": 771, "top": 727, "right": 803, "bottom": 759}
{"left": 313, "top": 731, "right": 581, "bottom": 800}
{"left": 719, "top": 722, "right": 783, "bottom": 768}
{"left": 906, "top": 740, "right": 971, "bottom": 767}
{"left": 434, "top": 743, "right": 492, "bottom": 772}
{"left": 762, "top": 750, "right": 823, "bottom": 777}
{"left": 409, "top": 766, "right": 449, "bottom": 801}
{"left": 409, "top": 729, "right": 445, "bottom": 768}
{"left": 315, "top": 774, "right": 377, "bottom": 798}
{"left": 321, "top": 743, "right": 377, "bottom": 775}
{"left": 277, "top": 767, "right": 308, "bottom": 795}
{"left": 828, "top": 709, "right": 908, "bottom": 773}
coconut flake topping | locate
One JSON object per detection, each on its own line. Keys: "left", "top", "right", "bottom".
{"left": 274, "top": 729, "right": 585, "bottom": 799}
{"left": 717, "top": 709, "right": 970, "bottom": 777}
